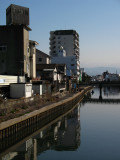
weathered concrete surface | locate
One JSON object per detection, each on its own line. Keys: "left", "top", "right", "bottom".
{"left": 0, "top": 86, "right": 92, "bottom": 130}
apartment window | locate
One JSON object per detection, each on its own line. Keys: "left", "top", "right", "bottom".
{"left": 27, "top": 64, "right": 29, "bottom": 74}
{"left": 27, "top": 47, "right": 30, "bottom": 53}
{"left": 0, "top": 45, "right": 7, "bottom": 52}
{"left": 39, "top": 58, "right": 42, "bottom": 62}
{"left": 58, "top": 41, "right": 61, "bottom": 44}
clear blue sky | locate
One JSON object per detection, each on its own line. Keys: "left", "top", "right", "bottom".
{"left": 0, "top": 0, "right": 120, "bottom": 68}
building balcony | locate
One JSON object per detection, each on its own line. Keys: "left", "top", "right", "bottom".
{"left": 49, "top": 40, "right": 56, "bottom": 45}
{"left": 50, "top": 46, "right": 56, "bottom": 50}
{"left": 74, "top": 43, "right": 79, "bottom": 48}
{"left": 74, "top": 34, "right": 79, "bottom": 40}
{"left": 75, "top": 48, "right": 79, "bottom": 52}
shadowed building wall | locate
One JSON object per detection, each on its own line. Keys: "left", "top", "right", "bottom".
{"left": 0, "top": 25, "right": 31, "bottom": 76}
{"left": 6, "top": 4, "right": 29, "bottom": 26}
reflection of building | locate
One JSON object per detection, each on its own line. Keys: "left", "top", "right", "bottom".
{"left": 1, "top": 138, "right": 36, "bottom": 160}
{"left": 55, "top": 106, "right": 80, "bottom": 150}
{"left": 1, "top": 152, "right": 18, "bottom": 160}
{"left": 36, "top": 105, "right": 81, "bottom": 152}
{"left": 1, "top": 105, "right": 81, "bottom": 159}
{"left": 103, "top": 86, "right": 120, "bottom": 97}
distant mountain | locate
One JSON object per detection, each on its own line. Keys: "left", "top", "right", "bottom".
{"left": 85, "top": 67, "right": 120, "bottom": 76}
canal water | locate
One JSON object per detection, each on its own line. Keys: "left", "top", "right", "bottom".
{"left": 1, "top": 86, "right": 120, "bottom": 160}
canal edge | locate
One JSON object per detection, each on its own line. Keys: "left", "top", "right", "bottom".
{"left": 0, "top": 86, "right": 92, "bottom": 133}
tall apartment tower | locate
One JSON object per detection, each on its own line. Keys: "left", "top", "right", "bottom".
{"left": 49, "top": 30, "right": 80, "bottom": 60}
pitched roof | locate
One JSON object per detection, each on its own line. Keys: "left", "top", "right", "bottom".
{"left": 36, "top": 49, "right": 50, "bottom": 58}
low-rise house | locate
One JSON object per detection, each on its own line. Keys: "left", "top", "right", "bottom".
{"left": 36, "top": 64, "right": 66, "bottom": 82}
{"left": 32, "top": 80, "right": 51, "bottom": 95}
{"left": 36, "top": 49, "right": 51, "bottom": 64}
{"left": 36, "top": 64, "right": 57, "bottom": 82}
{"left": 36, "top": 64, "right": 66, "bottom": 91}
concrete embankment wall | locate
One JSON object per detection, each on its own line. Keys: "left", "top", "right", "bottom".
{"left": 0, "top": 86, "right": 92, "bottom": 142}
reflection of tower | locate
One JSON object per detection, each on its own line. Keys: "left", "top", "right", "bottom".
{"left": 55, "top": 104, "right": 81, "bottom": 150}
{"left": 35, "top": 104, "right": 81, "bottom": 155}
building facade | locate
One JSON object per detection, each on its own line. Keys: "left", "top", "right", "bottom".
{"left": 49, "top": 30, "right": 80, "bottom": 60}
{"left": 51, "top": 47, "right": 79, "bottom": 77}
{"left": 51, "top": 46, "right": 80, "bottom": 79}
{"left": 29, "top": 40, "right": 38, "bottom": 78}
{"left": 36, "top": 64, "right": 66, "bottom": 83}
{"left": 0, "top": 25, "right": 31, "bottom": 77}
{"left": 49, "top": 30, "right": 80, "bottom": 80}
{"left": 6, "top": 4, "right": 29, "bottom": 25}
{"left": 36, "top": 49, "right": 51, "bottom": 65}
{"left": 0, "top": 4, "right": 38, "bottom": 79}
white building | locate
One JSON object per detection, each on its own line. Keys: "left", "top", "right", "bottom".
{"left": 49, "top": 30, "right": 80, "bottom": 60}
{"left": 51, "top": 46, "right": 79, "bottom": 78}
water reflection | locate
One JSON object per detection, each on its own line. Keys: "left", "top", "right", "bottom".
{"left": 91, "top": 86, "right": 120, "bottom": 99}
{"left": 103, "top": 86, "right": 120, "bottom": 98}
{"left": 0, "top": 105, "right": 81, "bottom": 160}
{"left": 2, "top": 87, "right": 120, "bottom": 160}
